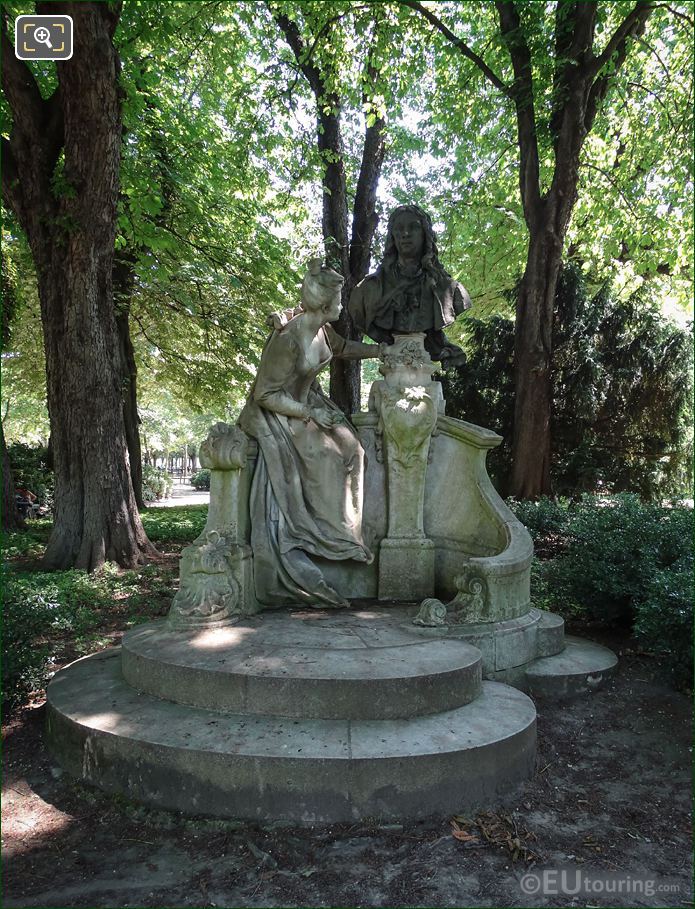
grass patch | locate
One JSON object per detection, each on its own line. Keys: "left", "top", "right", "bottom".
{"left": 140, "top": 504, "right": 207, "bottom": 543}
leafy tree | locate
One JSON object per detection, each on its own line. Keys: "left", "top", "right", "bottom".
{"left": 2, "top": 1, "right": 156, "bottom": 569}
{"left": 114, "top": 1, "right": 305, "bottom": 425}
{"left": 442, "top": 264, "right": 693, "bottom": 498}
{"left": 400, "top": 0, "right": 692, "bottom": 497}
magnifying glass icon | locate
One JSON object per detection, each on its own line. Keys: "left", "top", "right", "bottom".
{"left": 33, "top": 25, "right": 53, "bottom": 49}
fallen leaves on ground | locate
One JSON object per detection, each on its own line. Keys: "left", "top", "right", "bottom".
{"left": 450, "top": 811, "right": 539, "bottom": 863}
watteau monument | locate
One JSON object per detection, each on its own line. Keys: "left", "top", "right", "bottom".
{"left": 46, "top": 205, "right": 617, "bottom": 823}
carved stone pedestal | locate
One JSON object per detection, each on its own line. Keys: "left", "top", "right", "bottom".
{"left": 370, "top": 334, "right": 444, "bottom": 601}
{"left": 168, "top": 423, "right": 258, "bottom": 628}
{"left": 378, "top": 537, "right": 435, "bottom": 601}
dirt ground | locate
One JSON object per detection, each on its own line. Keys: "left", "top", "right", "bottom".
{"left": 2, "top": 635, "right": 692, "bottom": 909}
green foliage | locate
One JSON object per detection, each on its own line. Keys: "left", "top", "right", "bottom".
{"left": 2, "top": 504, "right": 207, "bottom": 714}
{"left": 552, "top": 268, "right": 693, "bottom": 498}
{"left": 442, "top": 265, "right": 693, "bottom": 498}
{"left": 141, "top": 464, "right": 173, "bottom": 502}
{"left": 510, "top": 495, "right": 693, "bottom": 688}
{"left": 542, "top": 495, "right": 691, "bottom": 623}
{"left": 7, "top": 442, "right": 54, "bottom": 507}
{"left": 439, "top": 313, "right": 515, "bottom": 488}
{"left": 139, "top": 504, "right": 208, "bottom": 543}
{"left": 634, "top": 561, "right": 693, "bottom": 689}
{"left": 407, "top": 1, "right": 693, "bottom": 318}
{"left": 190, "top": 469, "right": 211, "bottom": 491}
{"left": 2, "top": 565, "right": 138, "bottom": 712}
{"left": 0, "top": 518, "right": 51, "bottom": 559}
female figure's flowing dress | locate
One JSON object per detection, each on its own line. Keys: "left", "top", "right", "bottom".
{"left": 238, "top": 320, "right": 372, "bottom": 608}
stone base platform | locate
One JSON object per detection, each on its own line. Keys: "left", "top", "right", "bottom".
{"left": 406, "top": 608, "right": 617, "bottom": 697}
{"left": 525, "top": 635, "right": 618, "bottom": 699}
{"left": 46, "top": 608, "right": 536, "bottom": 823}
{"left": 121, "top": 610, "right": 483, "bottom": 720}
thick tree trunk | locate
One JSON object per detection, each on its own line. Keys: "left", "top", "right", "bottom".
{"left": 2, "top": 421, "right": 23, "bottom": 531}
{"left": 1, "top": 2, "right": 156, "bottom": 569}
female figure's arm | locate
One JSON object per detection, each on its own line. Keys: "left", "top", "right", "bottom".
{"left": 253, "top": 331, "right": 338, "bottom": 429}
{"left": 324, "top": 325, "right": 385, "bottom": 360}
{"left": 253, "top": 334, "right": 310, "bottom": 421}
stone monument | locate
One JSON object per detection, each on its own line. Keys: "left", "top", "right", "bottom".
{"left": 46, "top": 209, "right": 617, "bottom": 824}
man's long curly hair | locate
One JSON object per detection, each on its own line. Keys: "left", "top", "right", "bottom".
{"left": 377, "top": 205, "right": 452, "bottom": 289}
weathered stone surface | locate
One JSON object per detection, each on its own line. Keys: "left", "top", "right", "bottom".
{"left": 378, "top": 538, "right": 435, "bottom": 601}
{"left": 525, "top": 636, "right": 618, "bottom": 699}
{"left": 407, "top": 609, "right": 542, "bottom": 675}
{"left": 122, "top": 609, "right": 483, "bottom": 719}
{"left": 46, "top": 649, "right": 536, "bottom": 823}
{"left": 169, "top": 532, "right": 253, "bottom": 629}
{"left": 169, "top": 423, "right": 258, "bottom": 627}
{"left": 536, "top": 610, "right": 565, "bottom": 657}
{"left": 348, "top": 204, "right": 470, "bottom": 365}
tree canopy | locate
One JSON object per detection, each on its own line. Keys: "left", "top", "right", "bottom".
{"left": 2, "top": 0, "right": 692, "bottom": 539}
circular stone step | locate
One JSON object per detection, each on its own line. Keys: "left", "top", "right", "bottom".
{"left": 46, "top": 648, "right": 536, "bottom": 824}
{"left": 525, "top": 635, "right": 618, "bottom": 699}
{"left": 121, "top": 609, "right": 483, "bottom": 720}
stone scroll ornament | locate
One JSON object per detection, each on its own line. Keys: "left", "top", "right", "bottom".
{"left": 168, "top": 423, "right": 250, "bottom": 628}
{"left": 413, "top": 573, "right": 489, "bottom": 627}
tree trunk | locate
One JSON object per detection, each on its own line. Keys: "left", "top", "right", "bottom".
{"left": 317, "top": 108, "right": 361, "bottom": 415}
{"left": 410, "top": 0, "right": 654, "bottom": 499}
{"left": 114, "top": 255, "right": 145, "bottom": 510}
{"left": 331, "top": 111, "right": 386, "bottom": 414}
{"left": 509, "top": 224, "right": 564, "bottom": 498}
{"left": 273, "top": 10, "right": 386, "bottom": 416}
{"left": 2, "top": 421, "right": 24, "bottom": 531}
{"left": 1, "top": 2, "right": 156, "bottom": 569}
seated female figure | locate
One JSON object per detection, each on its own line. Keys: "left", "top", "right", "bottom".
{"left": 239, "top": 259, "right": 382, "bottom": 608}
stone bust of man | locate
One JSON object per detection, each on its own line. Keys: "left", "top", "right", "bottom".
{"left": 348, "top": 204, "right": 471, "bottom": 366}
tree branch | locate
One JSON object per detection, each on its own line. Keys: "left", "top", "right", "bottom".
{"left": 589, "top": 1, "right": 655, "bottom": 75}
{"left": 585, "top": 2, "right": 655, "bottom": 132}
{"left": 495, "top": 1, "right": 542, "bottom": 221}
{"left": 349, "top": 27, "right": 386, "bottom": 283}
{"left": 661, "top": 4, "right": 694, "bottom": 28}
{"left": 1, "top": 21, "right": 45, "bottom": 138}
{"left": 400, "top": 0, "right": 511, "bottom": 97}
{"left": 269, "top": 5, "right": 324, "bottom": 99}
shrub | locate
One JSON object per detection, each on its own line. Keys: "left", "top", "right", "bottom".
{"left": 634, "top": 560, "right": 693, "bottom": 688}
{"left": 142, "top": 464, "right": 173, "bottom": 502}
{"left": 1, "top": 566, "right": 139, "bottom": 713}
{"left": 190, "top": 469, "right": 211, "bottom": 490}
{"left": 542, "top": 495, "right": 691, "bottom": 625}
{"left": 442, "top": 266, "right": 693, "bottom": 499}
{"left": 8, "top": 442, "right": 54, "bottom": 509}
{"left": 513, "top": 495, "right": 693, "bottom": 688}
{"left": 1, "top": 571, "right": 52, "bottom": 712}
